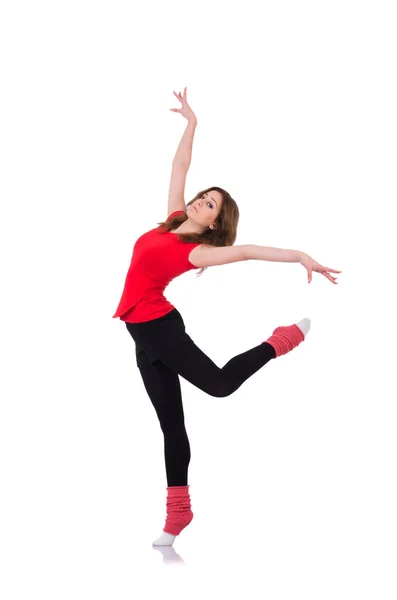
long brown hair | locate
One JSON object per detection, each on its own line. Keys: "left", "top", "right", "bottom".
{"left": 157, "top": 186, "right": 239, "bottom": 277}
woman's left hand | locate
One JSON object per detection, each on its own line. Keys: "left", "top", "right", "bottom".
{"left": 299, "top": 252, "right": 342, "bottom": 284}
{"left": 170, "top": 87, "right": 197, "bottom": 122}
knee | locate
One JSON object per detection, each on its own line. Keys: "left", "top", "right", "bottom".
{"left": 209, "top": 380, "right": 232, "bottom": 398}
{"left": 162, "top": 420, "right": 188, "bottom": 438}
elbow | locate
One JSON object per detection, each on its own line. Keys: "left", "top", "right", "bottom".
{"left": 244, "top": 244, "right": 254, "bottom": 260}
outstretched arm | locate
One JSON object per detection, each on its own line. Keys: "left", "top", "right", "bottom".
{"left": 246, "top": 245, "right": 302, "bottom": 263}
{"left": 191, "top": 243, "right": 340, "bottom": 284}
{"left": 247, "top": 245, "right": 342, "bottom": 284}
{"left": 189, "top": 244, "right": 302, "bottom": 268}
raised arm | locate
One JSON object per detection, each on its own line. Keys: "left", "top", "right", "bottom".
{"left": 172, "top": 118, "right": 197, "bottom": 168}
{"left": 170, "top": 88, "right": 198, "bottom": 168}
{"left": 168, "top": 120, "right": 198, "bottom": 216}
{"left": 168, "top": 121, "right": 196, "bottom": 215}
{"left": 168, "top": 89, "right": 198, "bottom": 215}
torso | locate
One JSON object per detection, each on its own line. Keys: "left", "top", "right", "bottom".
{"left": 168, "top": 228, "right": 202, "bottom": 267}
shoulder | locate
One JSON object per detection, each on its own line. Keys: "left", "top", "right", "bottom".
{"left": 188, "top": 244, "right": 249, "bottom": 268}
{"left": 167, "top": 210, "right": 185, "bottom": 221}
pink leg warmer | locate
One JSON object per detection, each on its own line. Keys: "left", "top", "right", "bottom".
{"left": 264, "top": 324, "right": 305, "bottom": 357}
{"left": 163, "top": 485, "right": 194, "bottom": 536}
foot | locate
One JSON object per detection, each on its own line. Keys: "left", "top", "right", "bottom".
{"left": 152, "top": 485, "right": 194, "bottom": 546}
{"left": 152, "top": 510, "right": 193, "bottom": 546}
{"left": 152, "top": 531, "right": 177, "bottom": 546}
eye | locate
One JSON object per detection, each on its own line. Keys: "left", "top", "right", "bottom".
{"left": 200, "top": 195, "right": 213, "bottom": 208}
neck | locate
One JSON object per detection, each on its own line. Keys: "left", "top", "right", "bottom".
{"left": 173, "top": 217, "right": 206, "bottom": 235}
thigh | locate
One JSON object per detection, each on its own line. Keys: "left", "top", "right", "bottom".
{"left": 158, "top": 337, "right": 224, "bottom": 396}
{"left": 135, "top": 344, "right": 187, "bottom": 428}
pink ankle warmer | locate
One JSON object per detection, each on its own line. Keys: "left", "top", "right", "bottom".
{"left": 163, "top": 485, "right": 194, "bottom": 536}
{"left": 265, "top": 324, "right": 305, "bottom": 357}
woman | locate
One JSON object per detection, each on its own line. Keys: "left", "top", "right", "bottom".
{"left": 112, "top": 88, "right": 342, "bottom": 547}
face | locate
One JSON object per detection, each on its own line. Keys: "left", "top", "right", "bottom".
{"left": 187, "top": 191, "right": 223, "bottom": 229}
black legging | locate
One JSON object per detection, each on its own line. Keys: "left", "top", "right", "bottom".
{"left": 135, "top": 336, "right": 276, "bottom": 487}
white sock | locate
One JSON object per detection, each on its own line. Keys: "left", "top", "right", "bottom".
{"left": 152, "top": 531, "right": 177, "bottom": 546}
{"left": 296, "top": 317, "right": 311, "bottom": 337}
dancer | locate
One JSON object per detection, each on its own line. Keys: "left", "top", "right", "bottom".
{"left": 112, "top": 88, "right": 342, "bottom": 546}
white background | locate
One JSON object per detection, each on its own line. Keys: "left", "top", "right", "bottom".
{"left": 1, "top": 0, "right": 396, "bottom": 597}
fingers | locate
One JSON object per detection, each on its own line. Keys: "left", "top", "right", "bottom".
{"left": 323, "top": 272, "right": 338, "bottom": 284}
{"left": 305, "top": 262, "right": 341, "bottom": 285}
{"left": 173, "top": 91, "right": 183, "bottom": 103}
{"left": 317, "top": 265, "right": 342, "bottom": 276}
{"left": 173, "top": 88, "right": 188, "bottom": 103}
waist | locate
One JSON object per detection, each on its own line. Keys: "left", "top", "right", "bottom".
{"left": 120, "top": 296, "right": 175, "bottom": 323}
{"left": 125, "top": 307, "right": 183, "bottom": 329}
{"left": 124, "top": 307, "right": 186, "bottom": 348}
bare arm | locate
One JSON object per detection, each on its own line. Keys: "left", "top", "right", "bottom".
{"left": 190, "top": 243, "right": 340, "bottom": 286}
{"left": 246, "top": 245, "right": 304, "bottom": 263}
{"left": 189, "top": 244, "right": 306, "bottom": 268}
{"left": 172, "top": 119, "right": 198, "bottom": 168}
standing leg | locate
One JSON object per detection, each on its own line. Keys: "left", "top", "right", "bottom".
{"left": 135, "top": 346, "right": 194, "bottom": 546}
{"left": 136, "top": 346, "right": 191, "bottom": 487}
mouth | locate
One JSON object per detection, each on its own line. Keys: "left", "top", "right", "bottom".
{"left": 193, "top": 206, "right": 198, "bottom": 212}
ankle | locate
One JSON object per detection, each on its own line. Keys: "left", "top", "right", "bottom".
{"left": 264, "top": 318, "right": 310, "bottom": 358}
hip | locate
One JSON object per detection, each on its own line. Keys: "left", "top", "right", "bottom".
{"left": 125, "top": 308, "right": 192, "bottom": 366}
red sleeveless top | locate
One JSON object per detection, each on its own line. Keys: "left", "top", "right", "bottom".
{"left": 112, "top": 210, "right": 202, "bottom": 323}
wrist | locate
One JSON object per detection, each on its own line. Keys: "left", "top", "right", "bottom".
{"left": 297, "top": 251, "right": 308, "bottom": 263}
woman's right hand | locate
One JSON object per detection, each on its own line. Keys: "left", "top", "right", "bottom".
{"left": 299, "top": 252, "right": 342, "bottom": 284}
{"left": 170, "top": 87, "right": 197, "bottom": 122}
